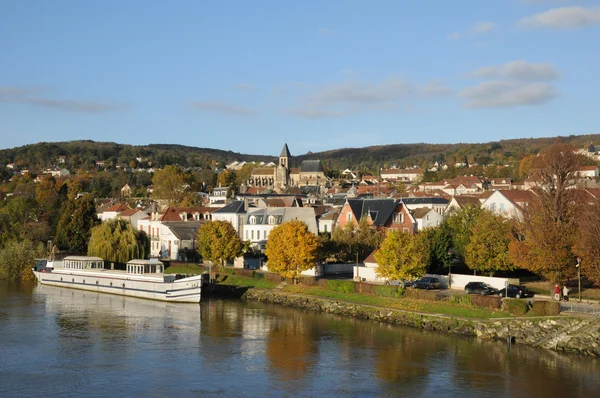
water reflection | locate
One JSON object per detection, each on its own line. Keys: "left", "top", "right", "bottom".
{"left": 0, "top": 281, "right": 598, "bottom": 397}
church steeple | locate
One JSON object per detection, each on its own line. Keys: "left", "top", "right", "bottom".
{"left": 279, "top": 143, "right": 291, "bottom": 169}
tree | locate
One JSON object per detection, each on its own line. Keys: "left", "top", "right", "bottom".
{"left": 87, "top": 219, "right": 149, "bottom": 263}
{"left": 54, "top": 195, "right": 98, "bottom": 253}
{"left": 509, "top": 143, "right": 586, "bottom": 282}
{"left": 265, "top": 220, "right": 319, "bottom": 281}
{"left": 0, "top": 238, "right": 46, "bottom": 281}
{"left": 197, "top": 220, "right": 244, "bottom": 267}
{"left": 465, "top": 211, "right": 514, "bottom": 276}
{"left": 443, "top": 205, "right": 483, "bottom": 263}
{"left": 374, "top": 230, "right": 428, "bottom": 281}
{"left": 572, "top": 200, "right": 600, "bottom": 286}
{"left": 331, "top": 217, "right": 383, "bottom": 262}
{"left": 151, "top": 165, "right": 186, "bottom": 206}
{"left": 419, "top": 227, "right": 452, "bottom": 274}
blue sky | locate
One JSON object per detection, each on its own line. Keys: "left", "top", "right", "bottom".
{"left": 1, "top": 0, "right": 599, "bottom": 156}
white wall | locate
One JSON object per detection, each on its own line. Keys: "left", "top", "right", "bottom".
{"left": 427, "top": 273, "right": 520, "bottom": 290}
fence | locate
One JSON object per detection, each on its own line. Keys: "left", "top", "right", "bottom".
{"left": 560, "top": 301, "right": 600, "bottom": 316}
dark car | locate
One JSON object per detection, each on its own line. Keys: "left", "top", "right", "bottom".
{"left": 464, "top": 282, "right": 498, "bottom": 295}
{"left": 412, "top": 277, "right": 441, "bottom": 290}
{"left": 498, "top": 284, "right": 533, "bottom": 299}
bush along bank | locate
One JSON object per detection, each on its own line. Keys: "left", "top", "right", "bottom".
{"left": 241, "top": 289, "right": 600, "bottom": 357}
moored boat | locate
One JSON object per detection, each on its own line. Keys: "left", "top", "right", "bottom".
{"left": 33, "top": 256, "right": 202, "bottom": 303}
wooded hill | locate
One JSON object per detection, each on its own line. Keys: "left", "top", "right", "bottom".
{"left": 1, "top": 134, "right": 599, "bottom": 173}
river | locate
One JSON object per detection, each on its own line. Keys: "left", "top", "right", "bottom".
{"left": 0, "top": 281, "right": 599, "bottom": 397}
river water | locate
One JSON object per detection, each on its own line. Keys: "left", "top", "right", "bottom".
{"left": 0, "top": 281, "right": 599, "bottom": 397}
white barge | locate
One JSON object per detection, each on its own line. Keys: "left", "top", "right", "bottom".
{"left": 33, "top": 256, "right": 202, "bottom": 303}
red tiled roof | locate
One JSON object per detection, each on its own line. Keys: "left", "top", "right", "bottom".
{"left": 105, "top": 203, "right": 130, "bottom": 212}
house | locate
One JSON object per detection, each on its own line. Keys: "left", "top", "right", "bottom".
{"left": 380, "top": 168, "right": 423, "bottom": 183}
{"left": 400, "top": 197, "right": 449, "bottom": 215}
{"left": 354, "top": 250, "right": 386, "bottom": 283}
{"left": 411, "top": 207, "right": 443, "bottom": 230}
{"left": 160, "top": 222, "right": 203, "bottom": 260}
{"left": 208, "top": 186, "right": 230, "bottom": 207}
{"left": 481, "top": 190, "right": 536, "bottom": 220}
{"left": 445, "top": 196, "right": 481, "bottom": 214}
{"left": 335, "top": 198, "right": 416, "bottom": 234}
{"left": 121, "top": 184, "right": 131, "bottom": 197}
{"left": 576, "top": 165, "right": 599, "bottom": 179}
{"left": 118, "top": 208, "right": 148, "bottom": 227}
{"left": 318, "top": 210, "right": 339, "bottom": 234}
{"left": 97, "top": 203, "right": 130, "bottom": 221}
{"left": 242, "top": 207, "right": 318, "bottom": 251}
{"left": 211, "top": 200, "right": 247, "bottom": 239}
{"left": 57, "top": 155, "right": 66, "bottom": 164}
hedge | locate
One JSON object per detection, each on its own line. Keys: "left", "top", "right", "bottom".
{"left": 501, "top": 298, "right": 528, "bottom": 316}
{"left": 471, "top": 295, "right": 502, "bottom": 310}
{"left": 449, "top": 294, "right": 473, "bottom": 306}
{"left": 404, "top": 288, "right": 443, "bottom": 301}
{"left": 374, "top": 285, "right": 405, "bottom": 298}
{"left": 530, "top": 301, "right": 561, "bottom": 316}
{"left": 327, "top": 280, "right": 356, "bottom": 293}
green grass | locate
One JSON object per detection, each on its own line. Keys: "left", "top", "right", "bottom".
{"left": 165, "top": 264, "right": 205, "bottom": 275}
{"left": 282, "top": 284, "right": 508, "bottom": 319}
{"left": 217, "top": 274, "right": 278, "bottom": 289}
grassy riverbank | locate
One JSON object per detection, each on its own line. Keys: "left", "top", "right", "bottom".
{"left": 215, "top": 273, "right": 509, "bottom": 319}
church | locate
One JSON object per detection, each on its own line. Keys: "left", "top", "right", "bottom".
{"left": 248, "top": 144, "right": 328, "bottom": 189}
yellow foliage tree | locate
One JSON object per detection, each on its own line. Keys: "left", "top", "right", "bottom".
{"left": 197, "top": 220, "right": 244, "bottom": 268}
{"left": 374, "top": 231, "right": 428, "bottom": 281}
{"left": 465, "top": 210, "right": 514, "bottom": 276}
{"left": 151, "top": 165, "right": 186, "bottom": 206}
{"left": 265, "top": 220, "right": 319, "bottom": 281}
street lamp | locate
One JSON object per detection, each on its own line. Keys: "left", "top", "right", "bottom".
{"left": 576, "top": 257, "right": 582, "bottom": 302}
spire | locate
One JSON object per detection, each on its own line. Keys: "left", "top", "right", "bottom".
{"left": 280, "top": 143, "right": 291, "bottom": 158}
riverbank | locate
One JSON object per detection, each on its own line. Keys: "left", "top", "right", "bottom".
{"left": 241, "top": 288, "right": 600, "bottom": 357}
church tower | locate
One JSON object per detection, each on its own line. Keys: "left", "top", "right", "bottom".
{"left": 276, "top": 143, "right": 291, "bottom": 187}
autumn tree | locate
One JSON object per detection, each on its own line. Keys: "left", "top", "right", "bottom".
{"left": 331, "top": 217, "right": 383, "bottom": 262}
{"left": 88, "top": 219, "right": 149, "bottom": 263}
{"left": 509, "top": 143, "right": 586, "bottom": 282}
{"left": 443, "top": 205, "right": 483, "bottom": 264}
{"left": 265, "top": 220, "right": 319, "bottom": 281}
{"left": 216, "top": 169, "right": 237, "bottom": 198}
{"left": 151, "top": 165, "right": 186, "bottom": 206}
{"left": 465, "top": 210, "right": 514, "bottom": 276}
{"left": 572, "top": 200, "right": 600, "bottom": 286}
{"left": 54, "top": 195, "right": 98, "bottom": 253}
{"left": 374, "top": 230, "right": 428, "bottom": 281}
{"left": 197, "top": 220, "right": 244, "bottom": 267}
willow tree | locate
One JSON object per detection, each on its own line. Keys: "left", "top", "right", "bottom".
{"left": 265, "top": 220, "right": 319, "bottom": 281}
{"left": 55, "top": 194, "right": 98, "bottom": 253}
{"left": 88, "top": 219, "right": 149, "bottom": 264}
{"left": 374, "top": 230, "right": 428, "bottom": 281}
{"left": 197, "top": 220, "right": 244, "bottom": 267}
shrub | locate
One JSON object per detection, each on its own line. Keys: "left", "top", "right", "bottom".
{"left": 405, "top": 288, "right": 442, "bottom": 301}
{"left": 471, "top": 295, "right": 502, "bottom": 310}
{"left": 501, "top": 298, "right": 528, "bottom": 316}
{"left": 327, "top": 280, "right": 356, "bottom": 293}
{"left": 374, "top": 285, "right": 405, "bottom": 298}
{"left": 530, "top": 301, "right": 561, "bottom": 316}
{"left": 449, "top": 294, "right": 473, "bottom": 306}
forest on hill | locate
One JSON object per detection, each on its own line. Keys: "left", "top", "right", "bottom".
{"left": 1, "top": 134, "right": 599, "bottom": 173}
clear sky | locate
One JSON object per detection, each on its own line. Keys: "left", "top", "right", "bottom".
{"left": 1, "top": 0, "right": 599, "bottom": 156}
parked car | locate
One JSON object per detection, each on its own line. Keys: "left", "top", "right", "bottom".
{"left": 385, "top": 279, "right": 413, "bottom": 288}
{"left": 498, "top": 285, "right": 533, "bottom": 299}
{"left": 412, "top": 277, "right": 441, "bottom": 290}
{"left": 464, "top": 282, "right": 499, "bottom": 295}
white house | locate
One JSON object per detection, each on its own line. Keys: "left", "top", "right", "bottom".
{"left": 318, "top": 211, "right": 339, "bottom": 234}
{"left": 411, "top": 207, "right": 442, "bottom": 230}
{"left": 481, "top": 190, "right": 535, "bottom": 220}
{"left": 211, "top": 201, "right": 247, "bottom": 239}
{"left": 576, "top": 165, "right": 599, "bottom": 179}
{"left": 243, "top": 207, "right": 317, "bottom": 251}
{"left": 208, "top": 186, "right": 230, "bottom": 207}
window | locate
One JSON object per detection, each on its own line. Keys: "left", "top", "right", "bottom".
{"left": 268, "top": 216, "right": 275, "bottom": 225}
{"left": 500, "top": 203, "right": 505, "bottom": 211}
{"left": 426, "top": 214, "right": 430, "bottom": 220}
{"left": 490, "top": 203, "right": 496, "bottom": 211}
{"left": 251, "top": 230, "right": 254, "bottom": 240}
{"left": 324, "top": 224, "right": 328, "bottom": 233}
{"left": 249, "top": 216, "right": 256, "bottom": 225}
{"left": 346, "top": 212, "right": 352, "bottom": 222}
{"left": 263, "top": 230, "right": 267, "bottom": 239}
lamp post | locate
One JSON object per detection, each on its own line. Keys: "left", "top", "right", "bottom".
{"left": 576, "top": 257, "right": 582, "bottom": 302}
{"left": 447, "top": 250, "right": 453, "bottom": 289}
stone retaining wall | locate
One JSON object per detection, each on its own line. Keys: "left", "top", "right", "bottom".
{"left": 242, "top": 289, "right": 600, "bottom": 357}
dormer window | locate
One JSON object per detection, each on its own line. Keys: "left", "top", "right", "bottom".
{"left": 249, "top": 216, "right": 256, "bottom": 225}
{"left": 268, "top": 215, "right": 275, "bottom": 225}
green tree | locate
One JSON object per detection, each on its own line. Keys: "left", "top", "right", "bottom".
{"left": 443, "top": 205, "right": 483, "bottom": 263}
{"left": 0, "top": 238, "right": 46, "bottom": 281}
{"left": 54, "top": 195, "right": 98, "bottom": 253}
{"left": 151, "top": 165, "right": 186, "bottom": 205}
{"left": 87, "top": 219, "right": 149, "bottom": 263}
{"left": 374, "top": 230, "right": 428, "bottom": 281}
{"left": 465, "top": 211, "right": 514, "bottom": 276}
{"left": 419, "top": 226, "right": 452, "bottom": 274}
{"left": 197, "top": 220, "right": 244, "bottom": 267}
{"left": 265, "top": 220, "right": 319, "bottom": 281}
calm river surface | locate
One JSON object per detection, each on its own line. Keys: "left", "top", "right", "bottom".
{"left": 1, "top": 281, "right": 599, "bottom": 397}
